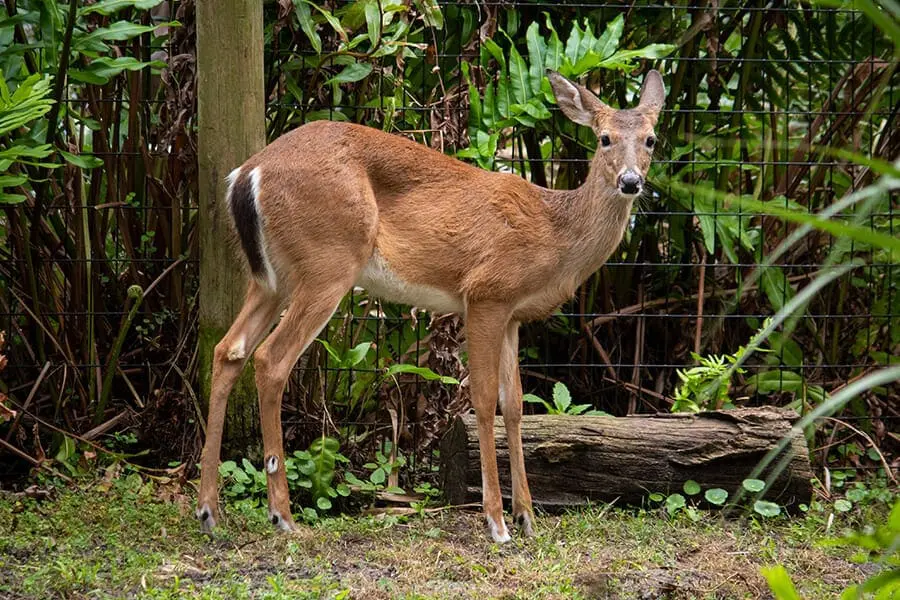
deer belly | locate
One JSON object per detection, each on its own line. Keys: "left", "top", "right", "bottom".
{"left": 355, "top": 252, "right": 464, "bottom": 315}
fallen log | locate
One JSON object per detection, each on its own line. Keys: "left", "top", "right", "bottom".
{"left": 440, "top": 408, "right": 813, "bottom": 509}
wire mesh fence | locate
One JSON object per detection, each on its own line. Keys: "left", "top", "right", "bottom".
{"left": 0, "top": 1, "right": 897, "bottom": 469}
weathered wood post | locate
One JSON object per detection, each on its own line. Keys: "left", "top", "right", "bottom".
{"left": 196, "top": 0, "right": 265, "bottom": 458}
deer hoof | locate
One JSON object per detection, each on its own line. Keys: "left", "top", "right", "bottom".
{"left": 515, "top": 512, "right": 535, "bottom": 537}
{"left": 269, "top": 509, "right": 300, "bottom": 533}
{"left": 196, "top": 503, "right": 216, "bottom": 534}
{"left": 486, "top": 515, "right": 511, "bottom": 544}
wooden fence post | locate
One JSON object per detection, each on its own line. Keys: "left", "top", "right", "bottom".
{"left": 196, "top": 0, "right": 265, "bottom": 458}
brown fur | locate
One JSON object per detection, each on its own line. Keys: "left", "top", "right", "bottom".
{"left": 197, "top": 71, "right": 666, "bottom": 542}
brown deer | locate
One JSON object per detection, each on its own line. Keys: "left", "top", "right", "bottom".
{"left": 196, "top": 70, "right": 666, "bottom": 543}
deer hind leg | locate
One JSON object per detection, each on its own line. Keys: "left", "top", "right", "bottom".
{"left": 499, "top": 320, "right": 535, "bottom": 536}
{"left": 197, "top": 280, "right": 282, "bottom": 533}
{"left": 466, "top": 301, "right": 512, "bottom": 543}
{"left": 253, "top": 277, "right": 356, "bottom": 532}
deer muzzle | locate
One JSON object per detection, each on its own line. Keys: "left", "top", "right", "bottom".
{"left": 617, "top": 170, "right": 643, "bottom": 196}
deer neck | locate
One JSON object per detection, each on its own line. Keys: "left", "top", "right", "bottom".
{"left": 545, "top": 166, "right": 634, "bottom": 278}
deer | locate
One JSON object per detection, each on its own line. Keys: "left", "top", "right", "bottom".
{"left": 196, "top": 69, "right": 666, "bottom": 543}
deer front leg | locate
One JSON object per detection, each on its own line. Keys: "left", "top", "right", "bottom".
{"left": 499, "top": 320, "right": 534, "bottom": 536}
{"left": 466, "top": 302, "right": 510, "bottom": 543}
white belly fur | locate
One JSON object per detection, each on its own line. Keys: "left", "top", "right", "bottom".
{"left": 355, "top": 251, "right": 464, "bottom": 315}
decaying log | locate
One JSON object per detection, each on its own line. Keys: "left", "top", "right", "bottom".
{"left": 440, "top": 408, "right": 813, "bottom": 508}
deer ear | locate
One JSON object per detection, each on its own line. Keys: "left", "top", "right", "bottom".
{"left": 638, "top": 70, "right": 666, "bottom": 112}
{"left": 547, "top": 70, "right": 607, "bottom": 127}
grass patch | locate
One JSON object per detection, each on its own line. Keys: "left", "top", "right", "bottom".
{"left": 0, "top": 477, "right": 881, "bottom": 599}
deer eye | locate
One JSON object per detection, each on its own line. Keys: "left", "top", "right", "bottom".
{"left": 646, "top": 136, "right": 656, "bottom": 149}
{"left": 600, "top": 134, "right": 611, "bottom": 148}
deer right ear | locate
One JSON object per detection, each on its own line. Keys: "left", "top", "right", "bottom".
{"left": 547, "top": 71, "right": 607, "bottom": 127}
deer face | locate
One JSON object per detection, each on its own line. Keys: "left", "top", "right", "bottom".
{"left": 548, "top": 70, "right": 666, "bottom": 198}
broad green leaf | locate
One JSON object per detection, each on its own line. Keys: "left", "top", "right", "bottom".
{"left": 413, "top": 0, "right": 443, "bottom": 29}
{"left": 0, "top": 74, "right": 54, "bottom": 136}
{"left": 743, "top": 479, "right": 766, "bottom": 493}
{"left": 55, "top": 435, "right": 76, "bottom": 462}
{"left": 665, "top": 493, "right": 686, "bottom": 514}
{"left": 482, "top": 38, "right": 506, "bottom": 71}
{"left": 317, "top": 339, "right": 344, "bottom": 364}
{"left": 364, "top": 0, "right": 380, "bottom": 46}
{"left": 385, "top": 363, "right": 459, "bottom": 384}
{"left": 564, "top": 20, "right": 583, "bottom": 65}
{"left": 369, "top": 467, "right": 386, "bottom": 485}
{"left": 294, "top": 0, "right": 322, "bottom": 53}
{"left": 760, "top": 267, "right": 796, "bottom": 313}
{"left": 73, "top": 21, "right": 169, "bottom": 53}
{"left": 705, "top": 488, "right": 728, "bottom": 505}
{"left": 508, "top": 42, "right": 530, "bottom": 105}
{"left": 598, "top": 44, "right": 675, "bottom": 70}
{"left": 593, "top": 14, "right": 623, "bottom": 58}
{"left": 746, "top": 371, "right": 808, "bottom": 396}
{"left": 761, "top": 565, "right": 801, "bottom": 600}
{"left": 683, "top": 480, "right": 701, "bottom": 496}
{"left": 834, "top": 499, "right": 853, "bottom": 512}
{"left": 79, "top": 0, "right": 163, "bottom": 16}
{"left": 552, "top": 382, "right": 571, "bottom": 413}
{"left": 325, "top": 62, "right": 373, "bottom": 85}
{"left": 543, "top": 14, "right": 563, "bottom": 73}
{"left": 301, "top": 0, "right": 347, "bottom": 43}
{"left": 525, "top": 21, "right": 546, "bottom": 95}
{"left": 0, "top": 174, "right": 27, "bottom": 187}
{"left": 523, "top": 393, "right": 551, "bottom": 413}
{"left": 754, "top": 500, "right": 782, "bottom": 517}
{"left": 316, "top": 496, "right": 332, "bottom": 511}
{"left": 461, "top": 62, "right": 482, "bottom": 130}
{"left": 345, "top": 342, "right": 372, "bottom": 367}
{"left": 521, "top": 98, "right": 552, "bottom": 120}
{"left": 60, "top": 150, "right": 103, "bottom": 169}
{"left": 730, "top": 196, "right": 900, "bottom": 259}
{"left": 0, "top": 192, "right": 27, "bottom": 204}
{"left": 69, "top": 57, "right": 165, "bottom": 85}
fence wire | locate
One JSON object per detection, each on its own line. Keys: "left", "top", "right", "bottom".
{"left": 0, "top": 1, "right": 896, "bottom": 465}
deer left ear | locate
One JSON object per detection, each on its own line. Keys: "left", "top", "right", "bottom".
{"left": 638, "top": 70, "right": 666, "bottom": 112}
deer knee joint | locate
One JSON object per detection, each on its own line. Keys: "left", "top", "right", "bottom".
{"left": 266, "top": 455, "right": 279, "bottom": 474}
{"left": 226, "top": 338, "right": 246, "bottom": 361}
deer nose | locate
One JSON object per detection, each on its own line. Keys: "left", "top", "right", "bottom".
{"left": 618, "top": 170, "right": 643, "bottom": 195}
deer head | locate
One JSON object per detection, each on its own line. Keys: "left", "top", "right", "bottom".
{"left": 548, "top": 70, "right": 665, "bottom": 198}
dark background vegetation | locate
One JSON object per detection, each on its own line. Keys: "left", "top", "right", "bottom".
{"left": 0, "top": 1, "right": 896, "bottom": 486}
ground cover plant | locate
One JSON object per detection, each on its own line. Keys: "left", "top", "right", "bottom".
{"left": 0, "top": 477, "right": 893, "bottom": 600}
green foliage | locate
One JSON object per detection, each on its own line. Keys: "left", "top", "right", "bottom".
{"left": 458, "top": 14, "right": 672, "bottom": 168}
{"left": 219, "top": 436, "right": 352, "bottom": 520}
{"left": 672, "top": 349, "right": 745, "bottom": 413}
{"left": 315, "top": 337, "right": 458, "bottom": 419}
{"left": 524, "top": 382, "right": 608, "bottom": 416}
{"left": 0, "top": 73, "right": 58, "bottom": 203}
{"left": 648, "top": 479, "right": 786, "bottom": 519}
{"left": 347, "top": 440, "right": 407, "bottom": 495}
{"left": 762, "top": 565, "right": 802, "bottom": 600}
{"left": 765, "top": 501, "right": 900, "bottom": 600}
